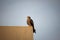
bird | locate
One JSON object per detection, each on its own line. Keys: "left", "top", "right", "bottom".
{"left": 27, "top": 16, "right": 36, "bottom": 33}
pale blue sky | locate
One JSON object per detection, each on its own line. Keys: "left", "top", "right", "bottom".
{"left": 0, "top": 0, "right": 60, "bottom": 40}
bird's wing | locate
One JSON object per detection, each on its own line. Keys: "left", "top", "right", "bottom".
{"left": 30, "top": 19, "right": 34, "bottom": 27}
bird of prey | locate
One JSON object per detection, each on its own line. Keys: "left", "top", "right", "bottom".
{"left": 27, "top": 16, "right": 36, "bottom": 33}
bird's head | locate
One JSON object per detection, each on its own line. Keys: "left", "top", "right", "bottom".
{"left": 27, "top": 16, "right": 31, "bottom": 19}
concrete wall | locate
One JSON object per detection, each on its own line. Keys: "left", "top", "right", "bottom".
{"left": 0, "top": 0, "right": 60, "bottom": 40}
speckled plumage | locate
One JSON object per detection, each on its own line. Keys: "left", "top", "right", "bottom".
{"left": 27, "top": 18, "right": 36, "bottom": 33}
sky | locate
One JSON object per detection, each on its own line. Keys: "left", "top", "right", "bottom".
{"left": 0, "top": 0, "right": 60, "bottom": 40}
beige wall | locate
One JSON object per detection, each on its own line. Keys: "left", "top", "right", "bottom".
{"left": 0, "top": 26, "right": 33, "bottom": 40}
